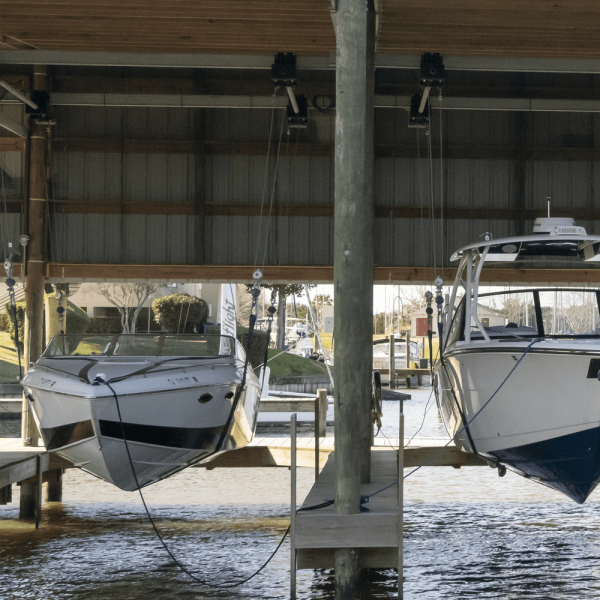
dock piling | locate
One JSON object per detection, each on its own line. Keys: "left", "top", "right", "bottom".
{"left": 331, "top": 0, "right": 376, "bottom": 593}
{"left": 398, "top": 399, "right": 404, "bottom": 598}
{"left": 45, "top": 468, "right": 63, "bottom": 502}
{"left": 315, "top": 389, "right": 327, "bottom": 479}
{"left": 35, "top": 455, "right": 42, "bottom": 528}
{"left": 290, "top": 413, "right": 297, "bottom": 600}
{"left": 389, "top": 334, "right": 396, "bottom": 389}
{"left": 0, "top": 484, "right": 12, "bottom": 504}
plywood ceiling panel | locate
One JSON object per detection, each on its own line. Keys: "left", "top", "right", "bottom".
{"left": 378, "top": 0, "right": 600, "bottom": 59}
{"left": 2, "top": 0, "right": 600, "bottom": 59}
{"left": 0, "top": 0, "right": 336, "bottom": 55}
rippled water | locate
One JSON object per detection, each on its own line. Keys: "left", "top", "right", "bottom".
{"left": 2, "top": 389, "right": 600, "bottom": 599}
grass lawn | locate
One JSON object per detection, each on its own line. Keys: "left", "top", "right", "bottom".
{"left": 255, "top": 349, "right": 333, "bottom": 379}
{"left": 0, "top": 331, "right": 21, "bottom": 382}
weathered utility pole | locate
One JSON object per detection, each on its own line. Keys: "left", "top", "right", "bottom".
{"left": 23, "top": 65, "right": 50, "bottom": 446}
{"left": 331, "top": 0, "right": 376, "bottom": 597}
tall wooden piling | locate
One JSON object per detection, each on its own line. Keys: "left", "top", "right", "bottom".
{"left": 22, "top": 65, "right": 49, "bottom": 447}
{"left": 389, "top": 334, "right": 396, "bottom": 389}
{"left": 45, "top": 469, "right": 63, "bottom": 502}
{"left": 331, "top": 0, "right": 375, "bottom": 596}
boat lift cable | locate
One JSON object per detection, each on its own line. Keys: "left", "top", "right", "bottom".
{"left": 259, "top": 289, "right": 277, "bottom": 392}
{"left": 427, "top": 103, "right": 437, "bottom": 278}
{"left": 416, "top": 129, "right": 426, "bottom": 258}
{"left": 303, "top": 284, "right": 334, "bottom": 389}
{"left": 1, "top": 163, "right": 8, "bottom": 260}
{"left": 253, "top": 96, "right": 277, "bottom": 268}
{"left": 261, "top": 109, "right": 286, "bottom": 268}
{"left": 438, "top": 91, "right": 444, "bottom": 279}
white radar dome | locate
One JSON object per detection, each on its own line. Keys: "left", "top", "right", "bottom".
{"left": 532, "top": 217, "right": 586, "bottom": 235}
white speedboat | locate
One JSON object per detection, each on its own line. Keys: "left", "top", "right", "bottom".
{"left": 434, "top": 217, "right": 600, "bottom": 503}
{"left": 22, "top": 333, "right": 261, "bottom": 491}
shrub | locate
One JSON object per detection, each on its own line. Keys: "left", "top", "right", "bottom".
{"left": 85, "top": 317, "right": 123, "bottom": 334}
{"left": 152, "top": 294, "right": 209, "bottom": 333}
{"left": 206, "top": 324, "right": 269, "bottom": 369}
{"left": 0, "top": 312, "right": 9, "bottom": 332}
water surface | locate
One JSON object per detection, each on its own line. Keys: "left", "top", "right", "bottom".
{"left": 1, "top": 388, "right": 600, "bottom": 598}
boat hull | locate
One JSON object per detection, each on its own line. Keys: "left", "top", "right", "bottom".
{"left": 23, "top": 358, "right": 260, "bottom": 491}
{"left": 434, "top": 340, "right": 600, "bottom": 503}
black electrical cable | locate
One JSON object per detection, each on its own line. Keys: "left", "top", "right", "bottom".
{"left": 97, "top": 377, "right": 291, "bottom": 589}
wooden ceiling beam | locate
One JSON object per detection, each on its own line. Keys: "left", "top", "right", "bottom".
{"left": 5, "top": 136, "right": 600, "bottom": 162}
{"left": 47, "top": 138, "right": 600, "bottom": 162}
{"left": 0, "top": 198, "right": 590, "bottom": 222}
{"left": 37, "top": 262, "right": 600, "bottom": 285}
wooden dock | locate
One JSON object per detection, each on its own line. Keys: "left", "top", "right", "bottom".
{"left": 0, "top": 434, "right": 486, "bottom": 525}
{"left": 296, "top": 449, "right": 401, "bottom": 569}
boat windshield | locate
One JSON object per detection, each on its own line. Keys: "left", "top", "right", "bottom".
{"left": 41, "top": 334, "right": 237, "bottom": 358}
{"left": 447, "top": 288, "right": 600, "bottom": 344}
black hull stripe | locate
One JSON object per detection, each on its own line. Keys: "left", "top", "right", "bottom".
{"left": 99, "top": 419, "right": 224, "bottom": 450}
{"left": 42, "top": 420, "right": 95, "bottom": 451}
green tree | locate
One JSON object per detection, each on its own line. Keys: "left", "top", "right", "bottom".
{"left": 97, "top": 283, "right": 162, "bottom": 333}
{"left": 373, "top": 312, "right": 386, "bottom": 335}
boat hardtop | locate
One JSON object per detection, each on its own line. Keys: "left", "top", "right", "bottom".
{"left": 449, "top": 218, "right": 600, "bottom": 263}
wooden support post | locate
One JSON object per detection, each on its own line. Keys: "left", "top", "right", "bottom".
{"left": 290, "top": 413, "right": 297, "bottom": 600}
{"left": 35, "top": 455, "right": 43, "bottom": 528}
{"left": 45, "top": 468, "right": 63, "bottom": 502}
{"left": 398, "top": 399, "right": 404, "bottom": 598}
{"left": 19, "top": 467, "right": 43, "bottom": 523}
{"left": 405, "top": 330, "right": 411, "bottom": 388}
{"left": 389, "top": 334, "right": 396, "bottom": 389}
{"left": 0, "top": 484, "right": 12, "bottom": 505}
{"left": 331, "top": 0, "right": 375, "bottom": 596}
{"left": 23, "top": 65, "right": 49, "bottom": 447}
{"left": 45, "top": 293, "right": 65, "bottom": 340}
{"left": 315, "top": 388, "right": 327, "bottom": 479}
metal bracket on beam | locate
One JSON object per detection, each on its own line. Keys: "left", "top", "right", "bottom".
{"left": 408, "top": 94, "right": 429, "bottom": 128}
{"left": 420, "top": 53, "right": 446, "bottom": 88}
{"left": 26, "top": 90, "right": 49, "bottom": 116}
{"left": 287, "top": 94, "right": 308, "bottom": 131}
{"left": 329, "top": 0, "right": 337, "bottom": 12}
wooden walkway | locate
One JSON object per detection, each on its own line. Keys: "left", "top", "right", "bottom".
{"left": 296, "top": 449, "right": 401, "bottom": 569}
{"left": 0, "top": 438, "right": 68, "bottom": 490}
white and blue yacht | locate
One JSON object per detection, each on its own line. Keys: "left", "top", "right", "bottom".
{"left": 435, "top": 217, "right": 600, "bottom": 503}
